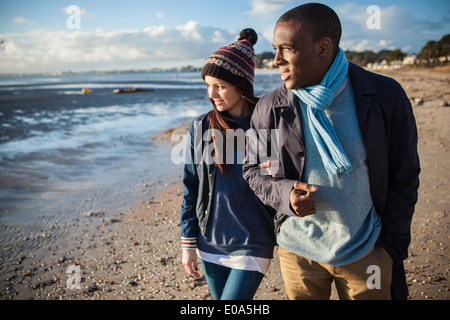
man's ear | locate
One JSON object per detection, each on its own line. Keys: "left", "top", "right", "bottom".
{"left": 317, "top": 37, "right": 332, "bottom": 57}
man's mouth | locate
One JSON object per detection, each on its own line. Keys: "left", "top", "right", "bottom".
{"left": 280, "top": 70, "right": 290, "bottom": 81}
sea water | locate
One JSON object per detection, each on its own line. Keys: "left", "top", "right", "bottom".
{"left": 0, "top": 70, "right": 281, "bottom": 257}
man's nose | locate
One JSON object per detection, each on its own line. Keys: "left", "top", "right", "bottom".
{"left": 273, "top": 50, "right": 285, "bottom": 66}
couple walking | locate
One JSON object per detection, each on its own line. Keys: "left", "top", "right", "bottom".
{"left": 180, "top": 3, "right": 420, "bottom": 300}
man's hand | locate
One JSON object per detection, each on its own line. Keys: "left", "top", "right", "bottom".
{"left": 289, "top": 181, "right": 318, "bottom": 217}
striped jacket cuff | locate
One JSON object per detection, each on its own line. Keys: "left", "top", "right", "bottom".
{"left": 181, "top": 237, "right": 197, "bottom": 250}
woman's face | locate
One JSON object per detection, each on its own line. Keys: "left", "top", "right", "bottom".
{"left": 205, "top": 76, "right": 248, "bottom": 117}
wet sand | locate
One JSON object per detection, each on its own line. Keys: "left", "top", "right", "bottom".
{"left": 0, "top": 66, "right": 448, "bottom": 300}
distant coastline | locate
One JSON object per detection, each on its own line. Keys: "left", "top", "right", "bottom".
{"left": 0, "top": 66, "right": 203, "bottom": 79}
{"left": 1, "top": 63, "right": 444, "bottom": 79}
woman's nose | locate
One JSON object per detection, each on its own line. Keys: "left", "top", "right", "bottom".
{"left": 208, "top": 86, "right": 218, "bottom": 98}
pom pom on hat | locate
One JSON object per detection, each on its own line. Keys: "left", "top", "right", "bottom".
{"left": 238, "top": 28, "right": 258, "bottom": 46}
{"left": 201, "top": 28, "right": 258, "bottom": 96}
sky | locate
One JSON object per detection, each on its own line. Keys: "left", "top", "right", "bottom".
{"left": 0, "top": 0, "right": 449, "bottom": 74}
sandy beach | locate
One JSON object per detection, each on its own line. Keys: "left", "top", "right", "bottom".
{"left": 0, "top": 66, "right": 448, "bottom": 300}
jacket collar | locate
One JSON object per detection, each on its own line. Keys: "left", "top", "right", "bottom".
{"left": 348, "top": 62, "right": 377, "bottom": 130}
{"left": 275, "top": 84, "right": 305, "bottom": 144}
{"left": 275, "top": 62, "right": 377, "bottom": 139}
{"left": 273, "top": 83, "right": 297, "bottom": 109}
{"left": 348, "top": 62, "right": 377, "bottom": 95}
{"left": 273, "top": 62, "right": 377, "bottom": 106}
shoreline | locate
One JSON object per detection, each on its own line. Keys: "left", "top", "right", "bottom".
{"left": 0, "top": 66, "right": 449, "bottom": 300}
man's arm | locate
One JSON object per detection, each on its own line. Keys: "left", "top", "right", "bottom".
{"left": 243, "top": 106, "right": 318, "bottom": 218}
{"left": 377, "top": 84, "right": 420, "bottom": 264}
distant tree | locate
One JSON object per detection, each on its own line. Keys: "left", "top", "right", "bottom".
{"left": 376, "top": 50, "right": 391, "bottom": 62}
{"left": 436, "top": 34, "right": 450, "bottom": 62}
{"left": 345, "top": 49, "right": 393, "bottom": 66}
{"left": 256, "top": 52, "right": 275, "bottom": 68}
{"left": 418, "top": 34, "right": 450, "bottom": 64}
{"left": 419, "top": 40, "right": 438, "bottom": 63}
{"left": 387, "top": 49, "right": 405, "bottom": 62}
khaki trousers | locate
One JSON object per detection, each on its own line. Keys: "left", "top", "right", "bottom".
{"left": 278, "top": 246, "right": 393, "bottom": 300}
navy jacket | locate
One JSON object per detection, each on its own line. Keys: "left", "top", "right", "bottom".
{"left": 180, "top": 112, "right": 276, "bottom": 254}
{"left": 180, "top": 113, "right": 217, "bottom": 239}
{"left": 243, "top": 62, "right": 420, "bottom": 299}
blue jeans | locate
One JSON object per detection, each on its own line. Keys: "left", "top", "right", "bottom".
{"left": 200, "top": 259, "right": 265, "bottom": 300}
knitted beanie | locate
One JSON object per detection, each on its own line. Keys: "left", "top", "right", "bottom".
{"left": 201, "top": 28, "right": 258, "bottom": 96}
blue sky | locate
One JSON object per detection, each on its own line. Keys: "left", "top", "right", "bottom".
{"left": 1, "top": 0, "right": 449, "bottom": 73}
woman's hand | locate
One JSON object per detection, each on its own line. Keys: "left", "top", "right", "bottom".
{"left": 258, "top": 160, "right": 279, "bottom": 177}
{"left": 182, "top": 249, "right": 200, "bottom": 277}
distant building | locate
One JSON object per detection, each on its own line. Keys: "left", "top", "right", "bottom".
{"left": 403, "top": 55, "right": 417, "bottom": 65}
{"left": 262, "top": 58, "right": 275, "bottom": 69}
{"left": 367, "top": 54, "right": 420, "bottom": 70}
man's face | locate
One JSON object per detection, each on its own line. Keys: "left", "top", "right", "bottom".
{"left": 272, "top": 20, "right": 323, "bottom": 90}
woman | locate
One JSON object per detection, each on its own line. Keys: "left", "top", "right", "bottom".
{"left": 180, "top": 29, "right": 275, "bottom": 300}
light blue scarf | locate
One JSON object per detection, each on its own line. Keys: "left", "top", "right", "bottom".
{"left": 292, "top": 48, "right": 352, "bottom": 177}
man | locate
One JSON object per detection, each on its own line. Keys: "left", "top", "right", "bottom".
{"left": 243, "top": 3, "right": 420, "bottom": 300}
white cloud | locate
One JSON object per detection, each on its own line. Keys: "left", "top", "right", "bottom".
{"left": 212, "top": 30, "right": 227, "bottom": 43}
{"left": 244, "top": 0, "right": 295, "bottom": 47}
{"left": 0, "top": 21, "right": 238, "bottom": 73}
{"left": 247, "top": 0, "right": 293, "bottom": 16}
{"left": 61, "top": 6, "right": 96, "bottom": 18}
{"left": 176, "top": 20, "right": 203, "bottom": 41}
{"left": 139, "top": 8, "right": 165, "bottom": 20}
{"left": 13, "top": 17, "right": 36, "bottom": 25}
{"left": 336, "top": 3, "right": 448, "bottom": 53}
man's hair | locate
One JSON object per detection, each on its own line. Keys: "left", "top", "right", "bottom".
{"left": 277, "top": 3, "right": 342, "bottom": 54}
